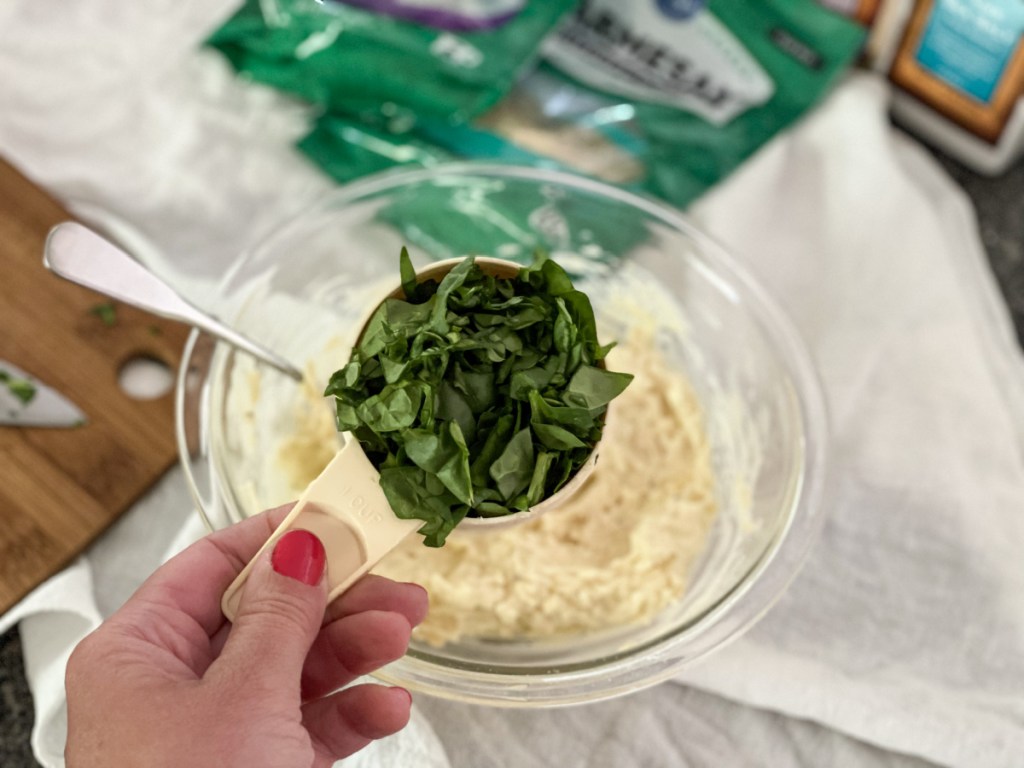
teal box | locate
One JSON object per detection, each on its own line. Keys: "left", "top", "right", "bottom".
{"left": 915, "top": 0, "right": 1024, "bottom": 103}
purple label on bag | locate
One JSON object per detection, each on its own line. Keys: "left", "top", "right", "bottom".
{"left": 326, "top": 0, "right": 525, "bottom": 32}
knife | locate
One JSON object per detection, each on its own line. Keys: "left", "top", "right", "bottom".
{"left": 0, "top": 360, "right": 87, "bottom": 428}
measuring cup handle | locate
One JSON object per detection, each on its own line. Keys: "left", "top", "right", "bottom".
{"left": 221, "top": 440, "right": 421, "bottom": 621}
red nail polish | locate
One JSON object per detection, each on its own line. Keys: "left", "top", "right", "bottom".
{"left": 271, "top": 529, "right": 326, "bottom": 586}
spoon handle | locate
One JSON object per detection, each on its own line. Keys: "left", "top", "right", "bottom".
{"left": 44, "top": 222, "right": 303, "bottom": 382}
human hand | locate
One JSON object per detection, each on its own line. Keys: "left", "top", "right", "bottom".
{"left": 65, "top": 504, "right": 428, "bottom": 767}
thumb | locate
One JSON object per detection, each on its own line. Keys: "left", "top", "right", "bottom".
{"left": 214, "top": 529, "right": 327, "bottom": 695}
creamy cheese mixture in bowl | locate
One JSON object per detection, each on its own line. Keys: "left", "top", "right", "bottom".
{"left": 176, "top": 164, "right": 827, "bottom": 706}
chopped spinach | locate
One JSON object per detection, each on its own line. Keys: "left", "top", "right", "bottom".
{"left": 325, "top": 249, "right": 633, "bottom": 546}
{"left": 89, "top": 302, "right": 118, "bottom": 327}
{"left": 0, "top": 370, "right": 36, "bottom": 405}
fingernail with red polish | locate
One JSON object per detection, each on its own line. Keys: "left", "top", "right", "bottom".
{"left": 271, "top": 529, "right": 326, "bottom": 586}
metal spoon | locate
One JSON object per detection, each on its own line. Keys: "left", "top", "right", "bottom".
{"left": 43, "top": 222, "right": 303, "bottom": 382}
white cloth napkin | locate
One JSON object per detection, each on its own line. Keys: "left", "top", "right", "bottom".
{"left": 679, "top": 75, "right": 1024, "bottom": 768}
{"left": 2, "top": 1, "right": 1022, "bottom": 766}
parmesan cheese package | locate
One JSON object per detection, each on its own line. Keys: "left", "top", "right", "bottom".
{"left": 215, "top": 0, "right": 864, "bottom": 207}
{"left": 297, "top": 0, "right": 865, "bottom": 207}
{"left": 455, "top": 0, "right": 867, "bottom": 206}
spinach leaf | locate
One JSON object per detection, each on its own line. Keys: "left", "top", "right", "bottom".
{"left": 564, "top": 365, "right": 635, "bottom": 411}
{"left": 325, "top": 249, "right": 633, "bottom": 546}
{"left": 527, "top": 451, "right": 555, "bottom": 507}
{"left": 89, "top": 302, "right": 118, "bottom": 327}
{"left": 355, "top": 383, "right": 423, "bottom": 432}
{"left": 0, "top": 370, "right": 36, "bottom": 405}
{"left": 489, "top": 427, "right": 534, "bottom": 501}
{"left": 399, "top": 246, "right": 418, "bottom": 299}
{"left": 532, "top": 423, "right": 586, "bottom": 451}
{"left": 404, "top": 421, "right": 475, "bottom": 505}
{"left": 470, "top": 413, "right": 514, "bottom": 488}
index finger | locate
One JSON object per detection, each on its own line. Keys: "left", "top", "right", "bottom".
{"left": 110, "top": 503, "right": 294, "bottom": 637}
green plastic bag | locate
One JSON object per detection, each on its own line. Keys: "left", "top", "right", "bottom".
{"left": 371, "top": 170, "right": 650, "bottom": 264}
{"left": 212, "top": 0, "right": 863, "bottom": 252}
{"left": 295, "top": 0, "right": 865, "bottom": 208}
{"left": 209, "top": 0, "right": 576, "bottom": 126}
{"left": 298, "top": 114, "right": 455, "bottom": 184}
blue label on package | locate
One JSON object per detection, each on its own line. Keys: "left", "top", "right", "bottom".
{"left": 915, "top": 0, "right": 1024, "bottom": 103}
{"left": 655, "top": 0, "right": 708, "bottom": 20}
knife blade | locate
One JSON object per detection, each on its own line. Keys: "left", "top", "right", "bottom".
{"left": 0, "top": 360, "right": 87, "bottom": 428}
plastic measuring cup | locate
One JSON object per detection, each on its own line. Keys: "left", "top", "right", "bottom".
{"left": 221, "top": 257, "right": 601, "bottom": 619}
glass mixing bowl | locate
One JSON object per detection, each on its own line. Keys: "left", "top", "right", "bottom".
{"left": 176, "top": 163, "right": 828, "bottom": 706}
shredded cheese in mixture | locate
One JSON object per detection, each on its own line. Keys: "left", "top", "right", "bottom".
{"left": 276, "top": 328, "right": 718, "bottom": 646}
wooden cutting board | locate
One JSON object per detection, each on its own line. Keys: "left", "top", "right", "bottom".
{"left": 0, "top": 159, "right": 191, "bottom": 615}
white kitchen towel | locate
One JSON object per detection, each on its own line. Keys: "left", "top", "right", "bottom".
{"left": 2, "top": 1, "right": 1022, "bottom": 767}
{"left": 0, "top": 563, "right": 99, "bottom": 766}
{"left": 678, "top": 74, "right": 1024, "bottom": 768}
{"left": 0, "top": 466, "right": 195, "bottom": 765}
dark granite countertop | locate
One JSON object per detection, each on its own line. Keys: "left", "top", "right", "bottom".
{"left": 0, "top": 629, "right": 37, "bottom": 767}
{"left": 934, "top": 152, "right": 1024, "bottom": 344}
{"left": 1, "top": 138, "right": 1021, "bottom": 768}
